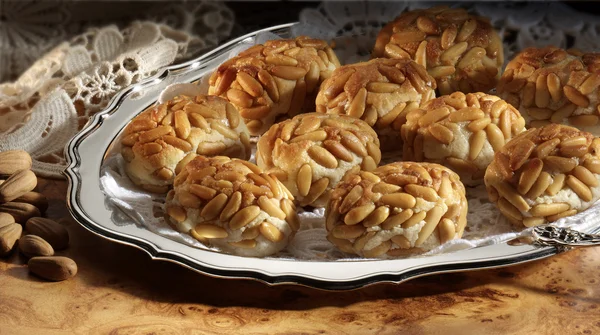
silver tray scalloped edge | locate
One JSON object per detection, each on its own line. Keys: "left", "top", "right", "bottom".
{"left": 64, "top": 23, "right": 570, "bottom": 291}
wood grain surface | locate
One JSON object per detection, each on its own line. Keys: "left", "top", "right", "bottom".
{"left": 1, "top": 178, "right": 600, "bottom": 335}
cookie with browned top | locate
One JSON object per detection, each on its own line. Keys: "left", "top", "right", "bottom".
{"left": 326, "top": 162, "right": 467, "bottom": 257}
{"left": 208, "top": 36, "right": 340, "bottom": 136}
{"left": 484, "top": 124, "right": 600, "bottom": 227}
{"left": 121, "top": 95, "right": 251, "bottom": 193}
{"left": 315, "top": 58, "right": 436, "bottom": 150}
{"left": 497, "top": 46, "right": 600, "bottom": 135}
{"left": 402, "top": 92, "right": 526, "bottom": 185}
{"left": 373, "top": 6, "right": 503, "bottom": 95}
{"left": 256, "top": 113, "right": 381, "bottom": 208}
{"left": 166, "top": 156, "right": 299, "bottom": 257}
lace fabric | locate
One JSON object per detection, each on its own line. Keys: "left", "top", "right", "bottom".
{"left": 0, "top": 2, "right": 234, "bottom": 178}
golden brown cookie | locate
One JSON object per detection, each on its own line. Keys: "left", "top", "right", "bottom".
{"left": 402, "top": 92, "right": 526, "bottom": 185}
{"left": 208, "top": 36, "right": 340, "bottom": 135}
{"left": 256, "top": 113, "right": 381, "bottom": 208}
{"left": 165, "top": 156, "right": 299, "bottom": 257}
{"left": 484, "top": 124, "right": 600, "bottom": 227}
{"left": 315, "top": 58, "right": 436, "bottom": 150}
{"left": 121, "top": 95, "right": 251, "bottom": 193}
{"left": 326, "top": 162, "right": 467, "bottom": 257}
{"left": 497, "top": 46, "right": 600, "bottom": 135}
{"left": 373, "top": 6, "right": 503, "bottom": 95}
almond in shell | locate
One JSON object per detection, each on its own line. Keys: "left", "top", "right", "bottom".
{"left": 19, "top": 235, "right": 54, "bottom": 258}
{"left": 0, "top": 150, "right": 32, "bottom": 176}
{"left": 25, "top": 217, "right": 69, "bottom": 250}
{"left": 0, "top": 212, "right": 15, "bottom": 228}
{"left": 28, "top": 256, "right": 78, "bottom": 281}
{"left": 0, "top": 169, "right": 37, "bottom": 203}
{"left": 0, "top": 223, "right": 22, "bottom": 256}
{"left": 13, "top": 192, "right": 48, "bottom": 213}
{"left": 0, "top": 202, "right": 41, "bottom": 223}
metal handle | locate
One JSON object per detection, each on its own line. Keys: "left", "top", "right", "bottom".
{"left": 532, "top": 225, "right": 600, "bottom": 248}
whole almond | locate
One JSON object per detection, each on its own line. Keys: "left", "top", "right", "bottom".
{"left": 25, "top": 217, "right": 69, "bottom": 250}
{"left": 19, "top": 235, "right": 54, "bottom": 258}
{"left": 0, "top": 202, "right": 41, "bottom": 223}
{"left": 13, "top": 192, "right": 48, "bottom": 213}
{"left": 0, "top": 212, "right": 15, "bottom": 228}
{"left": 0, "top": 169, "right": 37, "bottom": 203}
{"left": 0, "top": 223, "right": 23, "bottom": 256}
{"left": 28, "top": 256, "right": 77, "bottom": 281}
{"left": 0, "top": 150, "right": 32, "bottom": 176}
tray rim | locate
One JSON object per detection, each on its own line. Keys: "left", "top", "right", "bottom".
{"left": 63, "top": 22, "right": 564, "bottom": 291}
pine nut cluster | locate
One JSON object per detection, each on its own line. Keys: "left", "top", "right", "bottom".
{"left": 373, "top": 6, "right": 504, "bottom": 95}
{"left": 208, "top": 36, "right": 340, "bottom": 136}
{"left": 121, "top": 95, "right": 251, "bottom": 193}
{"left": 165, "top": 156, "right": 299, "bottom": 257}
{"left": 326, "top": 162, "right": 467, "bottom": 257}
{"left": 497, "top": 46, "right": 600, "bottom": 135}
{"left": 256, "top": 113, "right": 382, "bottom": 208}
{"left": 315, "top": 58, "right": 436, "bottom": 150}
{"left": 485, "top": 124, "right": 600, "bottom": 227}
{"left": 402, "top": 92, "right": 526, "bottom": 185}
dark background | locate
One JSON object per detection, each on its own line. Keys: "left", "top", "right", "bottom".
{"left": 1, "top": 0, "right": 599, "bottom": 83}
{"left": 228, "top": 1, "right": 600, "bottom": 34}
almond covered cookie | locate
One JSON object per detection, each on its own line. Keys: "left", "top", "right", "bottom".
{"left": 166, "top": 156, "right": 299, "bottom": 257}
{"left": 315, "top": 58, "right": 436, "bottom": 150}
{"left": 497, "top": 46, "right": 600, "bottom": 135}
{"left": 326, "top": 162, "right": 468, "bottom": 257}
{"left": 402, "top": 92, "right": 525, "bottom": 185}
{"left": 484, "top": 124, "right": 600, "bottom": 227}
{"left": 121, "top": 95, "right": 251, "bottom": 193}
{"left": 256, "top": 113, "right": 381, "bottom": 208}
{"left": 373, "top": 6, "right": 503, "bottom": 95}
{"left": 208, "top": 36, "right": 340, "bottom": 135}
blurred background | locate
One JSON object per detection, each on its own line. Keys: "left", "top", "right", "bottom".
{"left": 2, "top": 1, "right": 599, "bottom": 83}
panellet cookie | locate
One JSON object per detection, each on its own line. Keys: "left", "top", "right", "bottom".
{"left": 121, "top": 95, "right": 251, "bottom": 193}
{"left": 256, "top": 113, "right": 381, "bottom": 208}
{"left": 208, "top": 36, "right": 340, "bottom": 136}
{"left": 373, "top": 6, "right": 503, "bottom": 95}
{"left": 402, "top": 92, "right": 526, "bottom": 185}
{"left": 315, "top": 58, "right": 436, "bottom": 150}
{"left": 326, "top": 162, "right": 467, "bottom": 257}
{"left": 497, "top": 46, "right": 600, "bottom": 135}
{"left": 166, "top": 156, "right": 299, "bottom": 257}
{"left": 484, "top": 124, "right": 600, "bottom": 227}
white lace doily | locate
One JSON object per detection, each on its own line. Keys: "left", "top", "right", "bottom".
{"left": 0, "top": 1, "right": 235, "bottom": 83}
{"left": 0, "top": 1, "right": 234, "bottom": 178}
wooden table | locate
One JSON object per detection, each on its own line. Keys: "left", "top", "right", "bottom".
{"left": 1, "top": 178, "right": 600, "bottom": 334}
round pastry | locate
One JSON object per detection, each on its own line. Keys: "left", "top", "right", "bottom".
{"left": 208, "top": 36, "right": 340, "bottom": 135}
{"left": 402, "top": 92, "right": 526, "bottom": 185}
{"left": 372, "top": 6, "right": 503, "bottom": 95}
{"left": 165, "top": 155, "right": 299, "bottom": 257}
{"left": 484, "top": 124, "right": 600, "bottom": 227}
{"left": 121, "top": 95, "right": 251, "bottom": 193}
{"left": 326, "top": 162, "right": 468, "bottom": 257}
{"left": 315, "top": 58, "right": 436, "bottom": 150}
{"left": 497, "top": 46, "right": 600, "bottom": 135}
{"left": 256, "top": 113, "right": 381, "bottom": 208}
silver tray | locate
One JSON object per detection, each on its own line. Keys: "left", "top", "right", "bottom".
{"left": 64, "top": 23, "right": 600, "bottom": 290}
